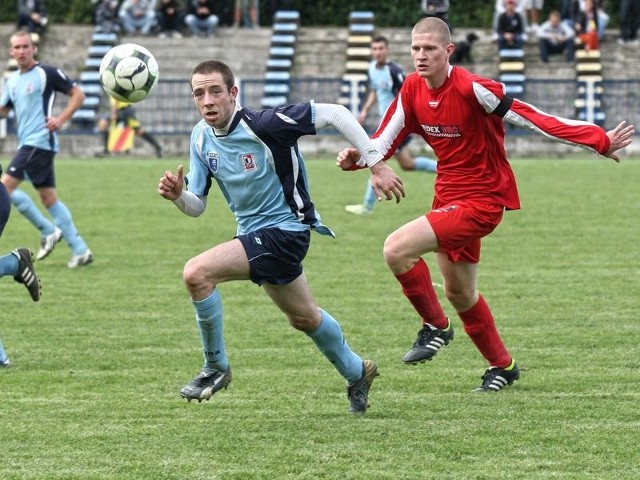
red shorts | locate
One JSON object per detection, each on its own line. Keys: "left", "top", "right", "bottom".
{"left": 426, "top": 199, "right": 504, "bottom": 263}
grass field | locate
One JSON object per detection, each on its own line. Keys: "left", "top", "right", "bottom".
{"left": 0, "top": 156, "right": 639, "bottom": 479}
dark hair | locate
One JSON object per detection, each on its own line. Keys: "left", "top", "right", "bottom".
{"left": 190, "top": 60, "right": 235, "bottom": 91}
{"left": 371, "top": 34, "right": 389, "bottom": 46}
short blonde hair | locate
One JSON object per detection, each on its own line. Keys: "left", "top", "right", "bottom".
{"left": 411, "top": 17, "right": 452, "bottom": 45}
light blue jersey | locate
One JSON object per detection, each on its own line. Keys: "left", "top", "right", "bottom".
{"left": 187, "top": 101, "right": 331, "bottom": 236}
{"left": 1, "top": 63, "right": 76, "bottom": 152}
{"left": 367, "top": 60, "right": 405, "bottom": 116}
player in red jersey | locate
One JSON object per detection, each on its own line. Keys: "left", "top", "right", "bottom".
{"left": 337, "top": 17, "right": 635, "bottom": 392}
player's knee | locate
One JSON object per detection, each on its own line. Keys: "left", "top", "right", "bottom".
{"left": 444, "top": 286, "right": 476, "bottom": 312}
{"left": 383, "top": 234, "right": 407, "bottom": 269}
{"left": 287, "top": 307, "right": 321, "bottom": 333}
{"left": 183, "top": 258, "right": 212, "bottom": 293}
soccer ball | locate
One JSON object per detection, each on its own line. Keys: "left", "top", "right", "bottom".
{"left": 99, "top": 43, "right": 159, "bottom": 103}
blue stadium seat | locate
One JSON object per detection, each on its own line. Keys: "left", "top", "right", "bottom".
{"left": 273, "top": 23, "right": 298, "bottom": 33}
{"left": 88, "top": 45, "right": 112, "bottom": 58}
{"left": 84, "top": 58, "right": 103, "bottom": 71}
{"left": 91, "top": 32, "right": 118, "bottom": 45}
{"left": 261, "top": 96, "right": 288, "bottom": 108}
{"left": 71, "top": 109, "right": 98, "bottom": 128}
{"left": 267, "top": 59, "right": 292, "bottom": 71}
{"left": 80, "top": 71, "right": 102, "bottom": 84}
{"left": 273, "top": 11, "right": 300, "bottom": 23}
{"left": 271, "top": 34, "right": 296, "bottom": 46}
{"left": 263, "top": 84, "right": 290, "bottom": 95}
{"left": 80, "top": 84, "right": 103, "bottom": 96}
{"left": 265, "top": 71, "right": 291, "bottom": 82}
{"left": 82, "top": 96, "right": 101, "bottom": 110}
{"left": 349, "top": 24, "right": 374, "bottom": 34}
{"left": 349, "top": 11, "right": 375, "bottom": 22}
{"left": 269, "top": 46, "right": 295, "bottom": 58}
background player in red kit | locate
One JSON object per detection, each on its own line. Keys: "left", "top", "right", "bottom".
{"left": 338, "top": 17, "right": 635, "bottom": 392}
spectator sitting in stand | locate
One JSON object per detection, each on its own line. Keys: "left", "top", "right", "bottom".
{"left": 185, "top": 0, "right": 219, "bottom": 37}
{"left": 496, "top": 0, "right": 527, "bottom": 49}
{"left": 17, "top": 0, "right": 48, "bottom": 36}
{"left": 573, "top": 0, "right": 600, "bottom": 50}
{"left": 119, "top": 0, "right": 157, "bottom": 36}
{"left": 92, "top": 0, "right": 121, "bottom": 34}
{"left": 157, "top": 0, "right": 185, "bottom": 37}
{"left": 538, "top": 9, "right": 576, "bottom": 62}
{"left": 493, "top": 0, "right": 528, "bottom": 36}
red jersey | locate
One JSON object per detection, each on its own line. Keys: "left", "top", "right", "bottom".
{"left": 372, "top": 66, "right": 611, "bottom": 211}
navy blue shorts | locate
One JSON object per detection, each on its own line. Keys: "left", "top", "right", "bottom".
{"left": 7, "top": 146, "right": 56, "bottom": 188}
{"left": 0, "top": 182, "right": 10, "bottom": 237}
{"left": 237, "top": 228, "right": 310, "bottom": 286}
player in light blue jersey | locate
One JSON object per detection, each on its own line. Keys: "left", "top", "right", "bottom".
{"left": 0, "top": 161, "right": 42, "bottom": 368}
{"left": 346, "top": 35, "right": 437, "bottom": 216}
{"left": 0, "top": 30, "right": 93, "bottom": 269}
{"left": 158, "top": 60, "right": 404, "bottom": 413}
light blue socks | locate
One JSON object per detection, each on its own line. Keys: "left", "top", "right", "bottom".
{"left": 307, "top": 310, "right": 363, "bottom": 383}
{"left": 47, "top": 201, "right": 88, "bottom": 255}
{"left": 415, "top": 156, "right": 438, "bottom": 172}
{"left": 10, "top": 189, "right": 55, "bottom": 236}
{"left": 0, "top": 252, "right": 18, "bottom": 277}
{"left": 193, "top": 289, "right": 228, "bottom": 373}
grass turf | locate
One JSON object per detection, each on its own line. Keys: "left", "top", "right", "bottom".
{"left": 0, "top": 157, "right": 638, "bottom": 479}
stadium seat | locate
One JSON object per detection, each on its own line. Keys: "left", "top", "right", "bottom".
{"left": 269, "top": 46, "right": 295, "bottom": 59}
{"left": 80, "top": 84, "right": 103, "bottom": 96}
{"left": 82, "top": 96, "right": 101, "bottom": 109}
{"left": 339, "top": 11, "right": 375, "bottom": 114}
{"left": 71, "top": 109, "right": 97, "bottom": 128}
{"left": 91, "top": 32, "right": 118, "bottom": 45}
{"left": 345, "top": 61, "right": 370, "bottom": 72}
{"left": 348, "top": 35, "right": 373, "bottom": 46}
{"left": 80, "top": 71, "right": 102, "bottom": 84}
{"left": 271, "top": 35, "right": 296, "bottom": 46}
{"left": 574, "top": 98, "right": 602, "bottom": 109}
{"left": 267, "top": 59, "right": 292, "bottom": 71}
{"left": 88, "top": 45, "right": 112, "bottom": 58}
{"left": 263, "top": 84, "right": 290, "bottom": 95}
{"left": 273, "top": 10, "right": 300, "bottom": 23}
{"left": 261, "top": 96, "right": 288, "bottom": 108}
{"left": 265, "top": 71, "right": 291, "bottom": 82}
{"left": 84, "top": 57, "right": 103, "bottom": 71}
{"left": 261, "top": 10, "right": 300, "bottom": 107}
{"left": 575, "top": 49, "right": 601, "bottom": 61}
{"left": 576, "top": 62, "right": 602, "bottom": 74}
{"left": 346, "top": 47, "right": 371, "bottom": 59}
{"left": 349, "top": 24, "right": 374, "bottom": 34}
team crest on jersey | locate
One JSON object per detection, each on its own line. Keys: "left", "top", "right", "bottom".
{"left": 241, "top": 153, "right": 257, "bottom": 172}
{"left": 207, "top": 152, "right": 219, "bottom": 172}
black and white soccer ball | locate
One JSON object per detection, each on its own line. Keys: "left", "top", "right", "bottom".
{"left": 99, "top": 43, "right": 159, "bottom": 103}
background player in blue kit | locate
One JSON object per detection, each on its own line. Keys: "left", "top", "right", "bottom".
{"left": 0, "top": 30, "right": 93, "bottom": 269}
{"left": 158, "top": 60, "right": 404, "bottom": 413}
{"left": 345, "top": 35, "right": 437, "bottom": 216}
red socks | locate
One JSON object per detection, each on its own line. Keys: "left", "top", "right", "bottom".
{"left": 395, "top": 258, "right": 448, "bottom": 329}
{"left": 458, "top": 295, "right": 511, "bottom": 368}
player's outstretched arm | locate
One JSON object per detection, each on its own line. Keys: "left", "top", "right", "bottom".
{"left": 158, "top": 164, "right": 184, "bottom": 201}
{"left": 604, "top": 121, "right": 635, "bottom": 163}
{"left": 158, "top": 164, "right": 207, "bottom": 217}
